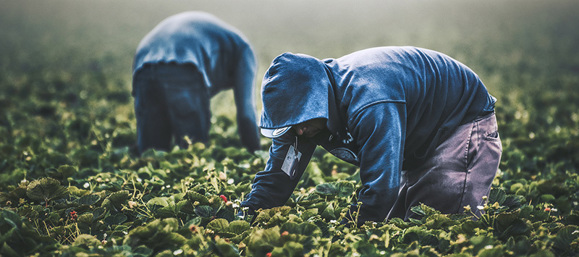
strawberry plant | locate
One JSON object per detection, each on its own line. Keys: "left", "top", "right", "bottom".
{"left": 1, "top": 0, "right": 578, "bottom": 256}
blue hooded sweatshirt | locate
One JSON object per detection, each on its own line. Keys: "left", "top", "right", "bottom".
{"left": 133, "top": 12, "right": 259, "bottom": 151}
{"left": 242, "top": 46, "right": 496, "bottom": 223}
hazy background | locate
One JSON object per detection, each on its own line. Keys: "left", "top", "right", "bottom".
{"left": 2, "top": 0, "right": 577, "bottom": 112}
{"left": 1, "top": 0, "right": 578, "bottom": 152}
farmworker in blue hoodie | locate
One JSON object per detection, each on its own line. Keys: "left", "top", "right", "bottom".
{"left": 241, "top": 46, "right": 502, "bottom": 225}
{"left": 132, "top": 12, "right": 260, "bottom": 154}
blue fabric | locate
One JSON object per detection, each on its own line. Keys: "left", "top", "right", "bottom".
{"left": 259, "top": 53, "right": 331, "bottom": 129}
{"left": 132, "top": 12, "right": 260, "bottom": 152}
{"left": 133, "top": 64, "right": 210, "bottom": 153}
{"left": 133, "top": 12, "right": 255, "bottom": 94}
{"left": 243, "top": 46, "right": 496, "bottom": 223}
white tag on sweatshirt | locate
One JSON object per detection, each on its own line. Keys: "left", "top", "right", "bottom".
{"left": 281, "top": 144, "right": 301, "bottom": 178}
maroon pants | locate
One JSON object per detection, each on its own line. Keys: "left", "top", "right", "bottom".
{"left": 388, "top": 113, "right": 503, "bottom": 220}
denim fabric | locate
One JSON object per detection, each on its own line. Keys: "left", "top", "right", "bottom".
{"left": 387, "top": 112, "right": 502, "bottom": 220}
{"left": 133, "top": 63, "right": 210, "bottom": 153}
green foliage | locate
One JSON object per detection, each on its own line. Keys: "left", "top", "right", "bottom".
{"left": 247, "top": 226, "right": 281, "bottom": 256}
{"left": 0, "top": 209, "right": 57, "bottom": 256}
{"left": 25, "top": 177, "right": 68, "bottom": 205}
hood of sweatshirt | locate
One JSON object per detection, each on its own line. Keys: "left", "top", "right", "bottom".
{"left": 260, "top": 52, "right": 338, "bottom": 138}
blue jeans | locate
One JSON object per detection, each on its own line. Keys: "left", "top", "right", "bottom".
{"left": 133, "top": 63, "right": 210, "bottom": 154}
{"left": 387, "top": 112, "right": 503, "bottom": 220}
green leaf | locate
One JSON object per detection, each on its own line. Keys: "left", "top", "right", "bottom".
{"left": 411, "top": 203, "right": 440, "bottom": 218}
{"left": 162, "top": 218, "right": 180, "bottom": 232}
{"left": 552, "top": 226, "right": 579, "bottom": 254}
{"left": 57, "top": 165, "right": 77, "bottom": 178}
{"left": 104, "top": 213, "right": 127, "bottom": 225}
{"left": 231, "top": 230, "right": 253, "bottom": 244}
{"left": 401, "top": 226, "right": 438, "bottom": 246}
{"left": 228, "top": 220, "right": 250, "bottom": 234}
{"left": 207, "top": 218, "right": 229, "bottom": 233}
{"left": 505, "top": 236, "right": 531, "bottom": 256}
{"left": 478, "top": 246, "right": 504, "bottom": 257}
{"left": 410, "top": 205, "right": 427, "bottom": 217}
{"left": 186, "top": 191, "right": 210, "bottom": 205}
{"left": 494, "top": 213, "right": 530, "bottom": 240}
{"left": 321, "top": 202, "right": 337, "bottom": 220}
{"left": 424, "top": 214, "right": 456, "bottom": 230}
{"left": 72, "top": 234, "right": 101, "bottom": 248}
{"left": 108, "top": 190, "right": 130, "bottom": 210}
{"left": 502, "top": 195, "right": 525, "bottom": 210}
{"left": 68, "top": 186, "right": 89, "bottom": 197}
{"left": 77, "top": 213, "right": 93, "bottom": 224}
{"left": 78, "top": 194, "right": 101, "bottom": 206}
{"left": 489, "top": 188, "right": 507, "bottom": 205}
{"left": 1, "top": 209, "right": 22, "bottom": 229}
{"left": 354, "top": 240, "right": 377, "bottom": 257}
{"left": 279, "top": 222, "right": 321, "bottom": 238}
{"left": 92, "top": 207, "right": 107, "bottom": 221}
{"left": 0, "top": 242, "right": 20, "bottom": 257}
{"left": 540, "top": 194, "right": 556, "bottom": 202}
{"left": 214, "top": 238, "right": 240, "bottom": 257}
{"left": 194, "top": 205, "right": 214, "bottom": 218}
{"left": 25, "top": 177, "right": 67, "bottom": 203}
{"left": 335, "top": 181, "right": 355, "bottom": 197}
{"left": 156, "top": 206, "right": 177, "bottom": 218}
{"left": 298, "top": 193, "right": 322, "bottom": 206}
{"left": 279, "top": 222, "right": 300, "bottom": 235}
{"left": 147, "top": 197, "right": 170, "bottom": 208}
{"left": 123, "top": 218, "right": 182, "bottom": 252}
{"left": 470, "top": 235, "right": 496, "bottom": 254}
{"left": 529, "top": 249, "right": 556, "bottom": 257}
{"left": 315, "top": 183, "right": 337, "bottom": 196}
{"left": 0, "top": 227, "right": 16, "bottom": 246}
{"left": 301, "top": 209, "right": 318, "bottom": 221}
{"left": 216, "top": 207, "right": 236, "bottom": 222}
{"left": 272, "top": 241, "right": 304, "bottom": 257}
{"left": 328, "top": 242, "right": 346, "bottom": 256}
{"left": 133, "top": 246, "right": 154, "bottom": 256}
{"left": 176, "top": 200, "right": 193, "bottom": 214}
{"left": 247, "top": 226, "right": 281, "bottom": 256}
{"left": 299, "top": 223, "right": 322, "bottom": 237}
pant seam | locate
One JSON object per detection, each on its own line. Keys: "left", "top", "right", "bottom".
{"left": 457, "top": 121, "right": 475, "bottom": 212}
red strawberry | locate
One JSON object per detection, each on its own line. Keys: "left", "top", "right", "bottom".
{"left": 70, "top": 210, "right": 78, "bottom": 220}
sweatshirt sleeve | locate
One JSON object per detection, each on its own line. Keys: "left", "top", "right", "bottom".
{"left": 232, "top": 45, "right": 260, "bottom": 152}
{"left": 241, "top": 131, "right": 317, "bottom": 213}
{"left": 349, "top": 102, "right": 406, "bottom": 223}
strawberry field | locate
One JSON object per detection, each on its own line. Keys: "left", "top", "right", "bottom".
{"left": 1, "top": 0, "right": 578, "bottom": 256}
